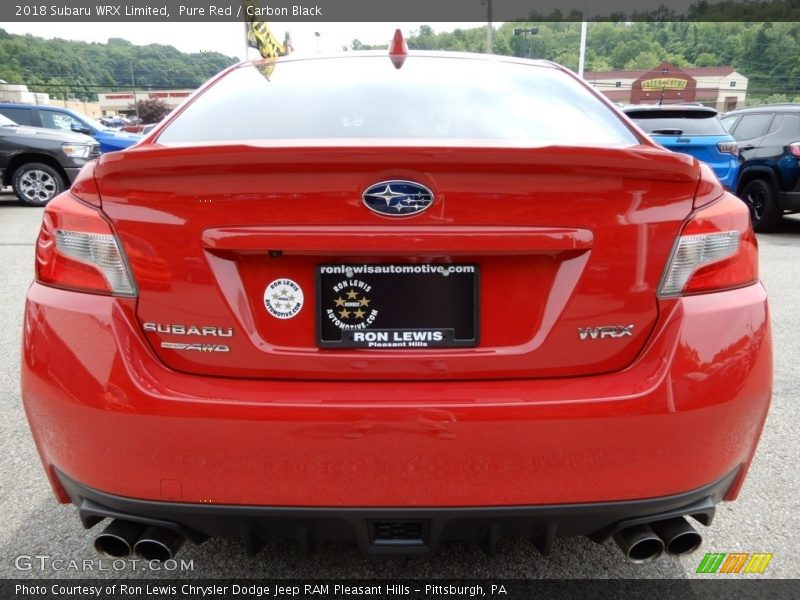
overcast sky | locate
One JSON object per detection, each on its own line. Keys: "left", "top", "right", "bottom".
{"left": 1, "top": 22, "right": 490, "bottom": 60}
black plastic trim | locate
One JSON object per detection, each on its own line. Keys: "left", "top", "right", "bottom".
{"left": 56, "top": 468, "right": 738, "bottom": 556}
{"left": 778, "top": 191, "right": 800, "bottom": 211}
{"left": 63, "top": 166, "right": 82, "bottom": 184}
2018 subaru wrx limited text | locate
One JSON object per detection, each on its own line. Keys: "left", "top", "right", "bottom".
{"left": 21, "top": 40, "right": 772, "bottom": 563}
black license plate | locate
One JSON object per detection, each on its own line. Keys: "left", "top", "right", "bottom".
{"left": 317, "top": 264, "right": 478, "bottom": 349}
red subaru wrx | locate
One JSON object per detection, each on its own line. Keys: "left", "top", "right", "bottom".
{"left": 21, "top": 46, "right": 772, "bottom": 563}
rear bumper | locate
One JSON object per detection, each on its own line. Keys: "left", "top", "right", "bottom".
{"left": 58, "top": 468, "right": 736, "bottom": 555}
{"left": 21, "top": 282, "right": 771, "bottom": 510}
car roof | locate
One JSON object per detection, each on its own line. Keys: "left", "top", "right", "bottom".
{"left": 0, "top": 102, "right": 75, "bottom": 113}
{"left": 0, "top": 102, "right": 38, "bottom": 108}
{"left": 623, "top": 105, "right": 718, "bottom": 116}
{"left": 0, "top": 102, "right": 34, "bottom": 108}
{"left": 724, "top": 103, "right": 800, "bottom": 116}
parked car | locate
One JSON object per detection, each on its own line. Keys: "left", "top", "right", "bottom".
{"left": 0, "top": 103, "right": 141, "bottom": 153}
{"left": 121, "top": 118, "right": 146, "bottom": 134}
{"left": 720, "top": 104, "right": 800, "bottom": 232}
{"left": 623, "top": 105, "right": 739, "bottom": 190}
{"left": 21, "top": 44, "right": 771, "bottom": 563}
{"left": 100, "top": 116, "right": 130, "bottom": 129}
{"left": 0, "top": 112, "right": 99, "bottom": 205}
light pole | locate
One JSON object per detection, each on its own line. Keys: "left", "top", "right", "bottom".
{"left": 578, "top": 0, "right": 589, "bottom": 78}
{"left": 513, "top": 27, "right": 539, "bottom": 59}
{"left": 314, "top": 31, "right": 321, "bottom": 53}
{"left": 578, "top": 21, "right": 588, "bottom": 77}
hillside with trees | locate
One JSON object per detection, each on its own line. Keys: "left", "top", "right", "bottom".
{"left": 1, "top": 23, "right": 798, "bottom": 104}
{"left": 0, "top": 28, "right": 237, "bottom": 100}
{"left": 400, "top": 22, "right": 800, "bottom": 103}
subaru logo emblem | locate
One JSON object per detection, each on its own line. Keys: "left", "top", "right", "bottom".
{"left": 362, "top": 180, "right": 434, "bottom": 217}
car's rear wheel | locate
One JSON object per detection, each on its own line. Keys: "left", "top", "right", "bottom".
{"left": 740, "top": 178, "right": 781, "bottom": 233}
{"left": 12, "top": 162, "right": 64, "bottom": 206}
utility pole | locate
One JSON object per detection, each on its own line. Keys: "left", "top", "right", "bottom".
{"left": 486, "top": 0, "right": 493, "bottom": 54}
{"left": 24, "top": 66, "right": 40, "bottom": 105}
{"left": 130, "top": 60, "right": 140, "bottom": 121}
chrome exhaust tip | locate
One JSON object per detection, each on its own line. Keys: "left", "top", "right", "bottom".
{"left": 651, "top": 517, "right": 703, "bottom": 556}
{"left": 133, "top": 526, "right": 185, "bottom": 561}
{"left": 613, "top": 523, "right": 665, "bottom": 563}
{"left": 94, "top": 520, "right": 147, "bottom": 558}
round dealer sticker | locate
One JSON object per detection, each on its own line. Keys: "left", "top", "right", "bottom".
{"left": 264, "top": 278, "right": 304, "bottom": 319}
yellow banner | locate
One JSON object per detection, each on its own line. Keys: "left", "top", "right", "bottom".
{"left": 641, "top": 78, "right": 688, "bottom": 91}
{"left": 243, "top": 0, "right": 285, "bottom": 59}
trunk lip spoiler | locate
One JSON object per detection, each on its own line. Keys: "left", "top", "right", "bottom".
{"left": 202, "top": 225, "right": 593, "bottom": 255}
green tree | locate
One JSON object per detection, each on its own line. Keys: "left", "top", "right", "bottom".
{"left": 624, "top": 51, "right": 662, "bottom": 70}
{"left": 0, "top": 28, "right": 237, "bottom": 101}
{"left": 694, "top": 52, "right": 718, "bottom": 67}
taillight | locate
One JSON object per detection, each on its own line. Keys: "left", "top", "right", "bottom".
{"left": 659, "top": 193, "right": 758, "bottom": 297}
{"left": 717, "top": 141, "right": 739, "bottom": 156}
{"left": 35, "top": 193, "right": 137, "bottom": 297}
{"left": 788, "top": 142, "right": 800, "bottom": 158}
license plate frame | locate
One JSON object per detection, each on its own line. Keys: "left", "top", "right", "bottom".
{"left": 316, "top": 264, "right": 479, "bottom": 349}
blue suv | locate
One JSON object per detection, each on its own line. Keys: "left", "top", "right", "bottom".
{"left": 0, "top": 103, "right": 141, "bottom": 153}
{"left": 624, "top": 105, "right": 739, "bottom": 191}
{"left": 721, "top": 104, "right": 800, "bottom": 232}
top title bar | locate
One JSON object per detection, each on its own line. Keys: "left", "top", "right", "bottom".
{"left": 3, "top": 0, "right": 800, "bottom": 22}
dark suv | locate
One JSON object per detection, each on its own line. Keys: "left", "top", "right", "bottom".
{"left": 721, "top": 104, "right": 800, "bottom": 231}
{"left": 0, "top": 112, "right": 100, "bottom": 205}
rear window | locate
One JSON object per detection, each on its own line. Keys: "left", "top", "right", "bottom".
{"left": 0, "top": 107, "right": 34, "bottom": 126}
{"left": 626, "top": 111, "right": 727, "bottom": 136}
{"left": 158, "top": 56, "right": 638, "bottom": 147}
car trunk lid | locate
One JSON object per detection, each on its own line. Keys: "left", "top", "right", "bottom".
{"left": 95, "top": 143, "right": 700, "bottom": 380}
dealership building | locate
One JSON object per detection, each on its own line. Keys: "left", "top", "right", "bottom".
{"left": 584, "top": 61, "right": 748, "bottom": 110}
{"left": 98, "top": 90, "right": 194, "bottom": 115}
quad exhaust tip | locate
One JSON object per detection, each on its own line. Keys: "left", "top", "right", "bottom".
{"left": 94, "top": 520, "right": 147, "bottom": 558}
{"left": 133, "top": 526, "right": 185, "bottom": 562}
{"left": 613, "top": 523, "right": 665, "bottom": 563}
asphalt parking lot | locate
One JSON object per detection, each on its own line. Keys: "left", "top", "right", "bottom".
{"left": 0, "top": 191, "right": 797, "bottom": 580}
